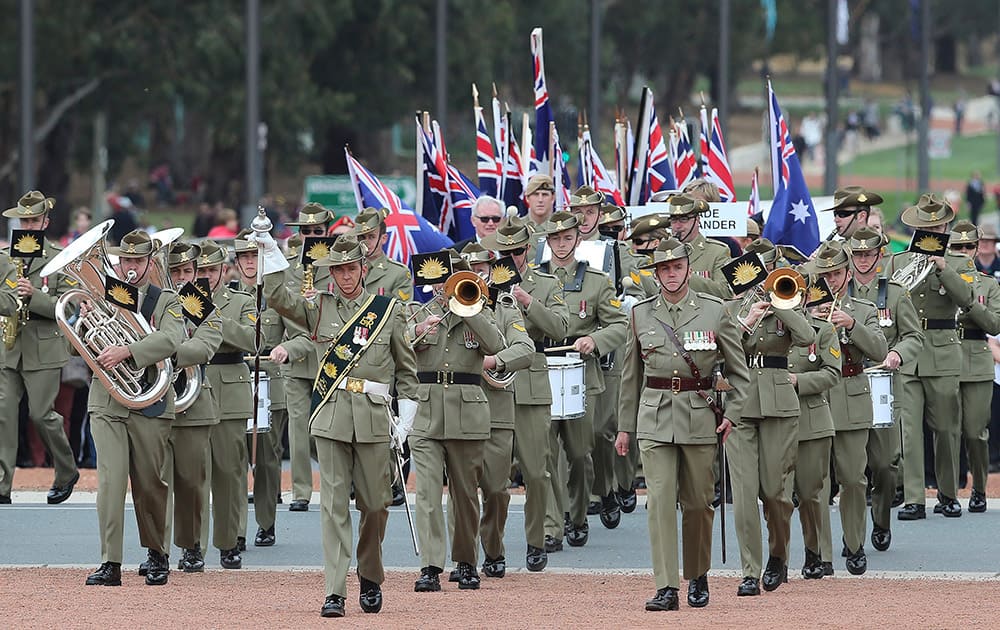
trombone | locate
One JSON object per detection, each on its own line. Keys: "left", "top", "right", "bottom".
{"left": 409, "top": 270, "right": 488, "bottom": 346}
{"left": 735, "top": 268, "right": 806, "bottom": 333}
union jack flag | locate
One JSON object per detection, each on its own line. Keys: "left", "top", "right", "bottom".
{"left": 762, "top": 82, "right": 819, "bottom": 256}
{"left": 531, "top": 27, "right": 555, "bottom": 176}
{"left": 475, "top": 103, "right": 500, "bottom": 197}
{"left": 699, "top": 106, "right": 737, "bottom": 201}
{"left": 345, "top": 148, "right": 453, "bottom": 266}
{"left": 648, "top": 104, "right": 675, "bottom": 194}
{"left": 417, "top": 119, "right": 448, "bottom": 221}
{"left": 549, "top": 121, "right": 572, "bottom": 210}
{"left": 747, "top": 168, "right": 760, "bottom": 218}
{"left": 502, "top": 113, "right": 527, "bottom": 212}
{"left": 578, "top": 125, "right": 624, "bottom": 205}
{"left": 673, "top": 117, "right": 697, "bottom": 189}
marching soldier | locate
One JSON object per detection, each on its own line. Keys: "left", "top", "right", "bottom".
{"left": 885, "top": 194, "right": 973, "bottom": 519}
{"left": 539, "top": 212, "right": 628, "bottom": 550}
{"left": 452, "top": 244, "right": 534, "bottom": 579}
{"left": 83, "top": 230, "right": 185, "bottom": 586}
{"left": 785, "top": 277, "right": 841, "bottom": 580}
{"left": 569, "top": 185, "right": 605, "bottom": 242}
{"left": 258, "top": 232, "right": 417, "bottom": 617}
{"left": 615, "top": 237, "right": 749, "bottom": 611}
{"left": 847, "top": 228, "right": 923, "bottom": 552}
{"left": 627, "top": 214, "right": 671, "bottom": 258}
{"left": 232, "top": 236, "right": 288, "bottom": 547}
{"left": 162, "top": 243, "right": 223, "bottom": 573}
{"left": 0, "top": 191, "right": 79, "bottom": 505}
{"left": 0, "top": 247, "right": 25, "bottom": 504}
{"left": 480, "top": 215, "right": 569, "bottom": 569}
{"left": 196, "top": 240, "right": 256, "bottom": 568}
{"left": 811, "top": 241, "right": 888, "bottom": 575}
{"left": 281, "top": 203, "right": 334, "bottom": 512}
{"left": 820, "top": 186, "right": 883, "bottom": 241}
{"left": 948, "top": 222, "right": 1000, "bottom": 514}
{"left": 726, "top": 238, "right": 814, "bottom": 596}
{"left": 352, "top": 207, "right": 413, "bottom": 302}
{"left": 524, "top": 174, "right": 556, "bottom": 251}
{"left": 408, "top": 250, "right": 504, "bottom": 592}
{"left": 659, "top": 194, "right": 732, "bottom": 298}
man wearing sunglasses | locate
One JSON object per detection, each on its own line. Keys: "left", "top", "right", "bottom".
{"left": 948, "top": 221, "right": 1000, "bottom": 516}
{"left": 821, "top": 186, "right": 883, "bottom": 241}
{"left": 452, "top": 196, "right": 504, "bottom": 253}
{"left": 628, "top": 214, "right": 671, "bottom": 259}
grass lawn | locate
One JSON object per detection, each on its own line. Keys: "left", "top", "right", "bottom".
{"left": 840, "top": 133, "right": 1000, "bottom": 183}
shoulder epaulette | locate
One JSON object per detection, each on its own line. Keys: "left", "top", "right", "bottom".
{"left": 695, "top": 292, "right": 725, "bottom": 305}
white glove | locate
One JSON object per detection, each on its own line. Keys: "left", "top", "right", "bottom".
{"left": 247, "top": 231, "right": 289, "bottom": 275}
{"left": 394, "top": 398, "right": 418, "bottom": 447}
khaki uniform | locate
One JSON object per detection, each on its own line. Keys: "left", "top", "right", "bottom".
{"left": 824, "top": 297, "right": 887, "bottom": 555}
{"left": 409, "top": 298, "right": 503, "bottom": 570}
{"left": 619, "top": 290, "right": 749, "bottom": 590}
{"left": 0, "top": 241, "right": 77, "bottom": 497}
{"left": 365, "top": 255, "right": 413, "bottom": 301}
{"left": 88, "top": 288, "right": 185, "bottom": 563}
{"left": 957, "top": 273, "right": 1000, "bottom": 494}
{"left": 541, "top": 261, "right": 628, "bottom": 537}
{"left": 281, "top": 262, "right": 332, "bottom": 502}
{"left": 264, "top": 273, "right": 418, "bottom": 599}
{"left": 164, "top": 309, "right": 223, "bottom": 551}
{"left": 200, "top": 286, "right": 256, "bottom": 553}
{"left": 686, "top": 233, "right": 733, "bottom": 299}
{"left": 0, "top": 253, "right": 27, "bottom": 497}
{"left": 729, "top": 305, "right": 813, "bottom": 579}
{"left": 449, "top": 301, "right": 534, "bottom": 562}
{"left": 850, "top": 277, "right": 923, "bottom": 533}
{"left": 785, "top": 317, "right": 840, "bottom": 562}
{"left": 239, "top": 281, "right": 289, "bottom": 536}
{"left": 885, "top": 251, "right": 974, "bottom": 504}
{"left": 509, "top": 267, "right": 569, "bottom": 550}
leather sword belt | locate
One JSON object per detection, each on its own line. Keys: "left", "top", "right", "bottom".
{"left": 961, "top": 328, "right": 986, "bottom": 340}
{"left": 841, "top": 363, "right": 864, "bottom": 377}
{"left": 645, "top": 376, "right": 714, "bottom": 393}
{"left": 921, "top": 318, "right": 956, "bottom": 330}
{"left": 417, "top": 371, "right": 482, "bottom": 386}
{"left": 336, "top": 377, "right": 391, "bottom": 400}
{"left": 746, "top": 354, "right": 788, "bottom": 369}
{"left": 210, "top": 352, "right": 245, "bottom": 365}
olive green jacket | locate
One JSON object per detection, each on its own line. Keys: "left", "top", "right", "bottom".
{"left": 738, "top": 304, "right": 814, "bottom": 419}
{"left": 483, "top": 301, "right": 535, "bottom": 429}
{"left": 826, "top": 296, "right": 888, "bottom": 431}
{"left": 205, "top": 285, "right": 256, "bottom": 421}
{"left": 958, "top": 272, "right": 1000, "bottom": 382}
{"left": 618, "top": 290, "right": 749, "bottom": 444}
{"left": 850, "top": 277, "right": 924, "bottom": 369}
{"left": 364, "top": 254, "right": 413, "bottom": 302}
{"left": 239, "top": 282, "right": 287, "bottom": 411}
{"left": 511, "top": 266, "right": 569, "bottom": 406}
{"left": 687, "top": 233, "right": 733, "bottom": 299}
{"left": 787, "top": 317, "right": 840, "bottom": 442}
{"left": 173, "top": 309, "right": 223, "bottom": 426}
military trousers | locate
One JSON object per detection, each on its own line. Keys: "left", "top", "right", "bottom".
{"left": 959, "top": 380, "right": 992, "bottom": 494}
{"left": 832, "top": 428, "right": 869, "bottom": 554}
{"left": 513, "top": 404, "right": 551, "bottom": 549}
{"left": 0, "top": 367, "right": 77, "bottom": 496}
{"left": 545, "top": 393, "right": 596, "bottom": 537}
{"left": 900, "top": 374, "right": 960, "bottom": 503}
{"left": 788, "top": 436, "right": 832, "bottom": 561}
{"left": 867, "top": 383, "right": 901, "bottom": 531}
{"left": 163, "top": 424, "right": 212, "bottom": 550}
{"left": 250, "top": 408, "right": 288, "bottom": 532}
{"left": 640, "top": 439, "right": 716, "bottom": 590}
{"left": 591, "top": 370, "right": 620, "bottom": 499}
{"left": 479, "top": 427, "right": 514, "bottom": 561}
{"left": 316, "top": 436, "right": 390, "bottom": 599}
{"left": 728, "top": 416, "right": 798, "bottom": 579}
{"left": 284, "top": 376, "right": 316, "bottom": 502}
{"left": 91, "top": 412, "right": 171, "bottom": 563}
{"left": 410, "top": 436, "right": 484, "bottom": 570}
{"left": 200, "top": 419, "right": 247, "bottom": 552}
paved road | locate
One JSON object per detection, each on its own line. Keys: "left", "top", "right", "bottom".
{"left": 3, "top": 494, "right": 999, "bottom": 576}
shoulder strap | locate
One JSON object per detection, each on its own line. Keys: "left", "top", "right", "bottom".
{"left": 141, "top": 285, "right": 162, "bottom": 322}
{"left": 876, "top": 277, "right": 888, "bottom": 310}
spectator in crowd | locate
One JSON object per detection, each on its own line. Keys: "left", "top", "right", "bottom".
{"left": 966, "top": 171, "right": 986, "bottom": 226}
{"left": 149, "top": 163, "right": 175, "bottom": 206}
{"left": 954, "top": 94, "right": 966, "bottom": 136}
{"left": 867, "top": 207, "right": 885, "bottom": 235}
{"left": 974, "top": 225, "right": 1000, "bottom": 281}
{"left": 192, "top": 202, "right": 217, "bottom": 238}
{"left": 124, "top": 179, "right": 146, "bottom": 209}
{"left": 60, "top": 207, "right": 92, "bottom": 247}
{"left": 206, "top": 208, "right": 239, "bottom": 240}
{"left": 862, "top": 99, "right": 881, "bottom": 140}
{"left": 107, "top": 193, "right": 139, "bottom": 244}
{"left": 798, "top": 112, "right": 824, "bottom": 162}
{"left": 328, "top": 215, "right": 355, "bottom": 240}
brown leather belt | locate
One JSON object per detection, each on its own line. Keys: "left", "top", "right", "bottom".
{"left": 417, "top": 371, "right": 481, "bottom": 386}
{"left": 841, "top": 363, "right": 864, "bottom": 378}
{"left": 645, "top": 376, "right": 714, "bottom": 393}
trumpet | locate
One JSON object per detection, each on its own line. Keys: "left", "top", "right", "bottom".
{"left": 410, "top": 270, "right": 487, "bottom": 346}
{"left": 735, "top": 268, "right": 806, "bottom": 333}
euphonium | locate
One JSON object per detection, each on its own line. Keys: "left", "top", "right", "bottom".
{"left": 150, "top": 228, "right": 202, "bottom": 413}
{"left": 482, "top": 291, "right": 518, "bottom": 388}
{"left": 40, "top": 220, "right": 173, "bottom": 410}
{"left": 889, "top": 235, "right": 935, "bottom": 290}
{"left": 1, "top": 258, "right": 27, "bottom": 350}
{"left": 735, "top": 268, "right": 806, "bottom": 333}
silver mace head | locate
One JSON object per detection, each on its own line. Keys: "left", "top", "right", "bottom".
{"left": 251, "top": 206, "right": 272, "bottom": 235}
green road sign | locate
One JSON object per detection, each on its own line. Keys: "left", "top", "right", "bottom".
{"left": 304, "top": 175, "right": 417, "bottom": 218}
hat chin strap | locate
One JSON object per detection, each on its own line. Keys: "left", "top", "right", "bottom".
{"left": 677, "top": 220, "right": 697, "bottom": 244}
{"left": 853, "top": 255, "right": 879, "bottom": 277}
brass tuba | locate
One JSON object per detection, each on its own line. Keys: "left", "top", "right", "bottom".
{"left": 735, "top": 268, "right": 806, "bottom": 333}
{"left": 149, "top": 228, "right": 202, "bottom": 413}
{"left": 40, "top": 220, "right": 173, "bottom": 410}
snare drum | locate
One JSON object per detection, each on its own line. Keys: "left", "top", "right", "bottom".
{"left": 546, "top": 355, "right": 586, "bottom": 419}
{"left": 867, "top": 369, "right": 894, "bottom": 429}
{"left": 247, "top": 371, "right": 271, "bottom": 433}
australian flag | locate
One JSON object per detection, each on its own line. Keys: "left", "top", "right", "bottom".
{"left": 345, "top": 148, "right": 453, "bottom": 267}
{"left": 475, "top": 105, "right": 500, "bottom": 197}
{"left": 762, "top": 82, "right": 820, "bottom": 256}
{"left": 531, "top": 27, "right": 555, "bottom": 176}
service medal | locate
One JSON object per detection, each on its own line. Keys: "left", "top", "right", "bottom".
{"left": 41, "top": 286, "right": 48, "bottom": 294}
{"left": 578, "top": 300, "right": 587, "bottom": 319}
{"left": 682, "top": 331, "right": 691, "bottom": 351}
{"left": 808, "top": 344, "right": 817, "bottom": 362}
{"left": 939, "top": 285, "right": 947, "bottom": 295}
{"left": 775, "top": 319, "right": 785, "bottom": 336}
{"left": 709, "top": 330, "right": 717, "bottom": 350}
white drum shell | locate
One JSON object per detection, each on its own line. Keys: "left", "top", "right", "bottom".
{"left": 547, "top": 355, "right": 586, "bottom": 419}
{"left": 247, "top": 371, "right": 272, "bottom": 433}
{"left": 868, "top": 369, "right": 894, "bottom": 429}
